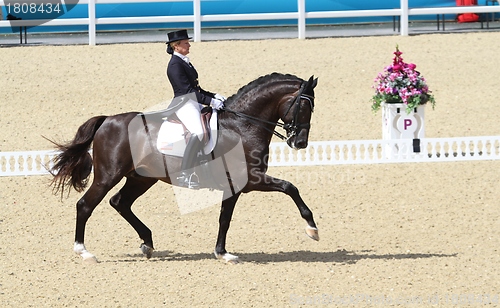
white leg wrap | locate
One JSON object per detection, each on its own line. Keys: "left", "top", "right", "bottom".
{"left": 214, "top": 250, "right": 239, "bottom": 264}
{"left": 74, "top": 242, "right": 96, "bottom": 261}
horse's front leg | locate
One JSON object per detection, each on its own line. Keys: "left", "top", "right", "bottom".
{"left": 214, "top": 190, "right": 241, "bottom": 264}
{"left": 246, "top": 171, "right": 319, "bottom": 241}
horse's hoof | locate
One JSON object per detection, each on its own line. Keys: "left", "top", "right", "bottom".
{"left": 227, "top": 258, "right": 239, "bottom": 265}
{"left": 140, "top": 243, "right": 154, "bottom": 259}
{"left": 74, "top": 242, "right": 98, "bottom": 263}
{"left": 82, "top": 255, "right": 98, "bottom": 264}
{"left": 214, "top": 251, "right": 240, "bottom": 264}
{"left": 305, "top": 226, "right": 319, "bottom": 241}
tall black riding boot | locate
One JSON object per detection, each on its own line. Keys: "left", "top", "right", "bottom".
{"left": 177, "top": 135, "right": 203, "bottom": 189}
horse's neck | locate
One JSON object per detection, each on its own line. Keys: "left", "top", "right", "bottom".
{"left": 232, "top": 84, "right": 293, "bottom": 122}
{"left": 221, "top": 86, "right": 293, "bottom": 152}
{"left": 220, "top": 77, "right": 301, "bottom": 143}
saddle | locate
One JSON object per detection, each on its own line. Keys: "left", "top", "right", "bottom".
{"left": 155, "top": 107, "right": 219, "bottom": 157}
{"left": 164, "top": 106, "right": 213, "bottom": 145}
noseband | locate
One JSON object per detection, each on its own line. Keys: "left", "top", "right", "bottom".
{"left": 223, "top": 81, "right": 315, "bottom": 142}
{"left": 282, "top": 81, "right": 315, "bottom": 142}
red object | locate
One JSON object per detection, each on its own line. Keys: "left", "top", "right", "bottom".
{"left": 456, "top": 0, "right": 479, "bottom": 23}
{"left": 456, "top": 0, "right": 478, "bottom": 5}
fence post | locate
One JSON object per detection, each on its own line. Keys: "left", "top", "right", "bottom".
{"left": 400, "top": 0, "right": 409, "bottom": 36}
{"left": 193, "top": 0, "right": 201, "bottom": 42}
{"left": 298, "top": 0, "right": 306, "bottom": 39}
{"left": 88, "top": 0, "right": 96, "bottom": 45}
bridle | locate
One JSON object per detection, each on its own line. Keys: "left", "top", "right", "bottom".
{"left": 281, "top": 81, "right": 315, "bottom": 141}
{"left": 223, "top": 81, "right": 315, "bottom": 142}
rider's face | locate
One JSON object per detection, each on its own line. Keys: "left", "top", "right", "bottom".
{"left": 175, "top": 39, "right": 191, "bottom": 56}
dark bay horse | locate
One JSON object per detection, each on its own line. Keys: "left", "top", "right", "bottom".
{"left": 49, "top": 72, "right": 319, "bottom": 263}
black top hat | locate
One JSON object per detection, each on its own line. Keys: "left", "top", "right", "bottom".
{"left": 166, "top": 29, "right": 192, "bottom": 44}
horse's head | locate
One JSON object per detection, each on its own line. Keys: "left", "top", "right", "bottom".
{"left": 221, "top": 73, "right": 317, "bottom": 151}
{"left": 280, "top": 75, "right": 318, "bottom": 149}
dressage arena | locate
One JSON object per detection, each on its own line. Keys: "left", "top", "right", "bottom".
{"left": 1, "top": 31, "right": 500, "bottom": 306}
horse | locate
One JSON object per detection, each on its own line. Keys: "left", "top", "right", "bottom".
{"left": 49, "top": 72, "right": 319, "bottom": 264}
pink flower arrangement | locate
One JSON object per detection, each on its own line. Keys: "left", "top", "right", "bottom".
{"left": 371, "top": 46, "right": 436, "bottom": 114}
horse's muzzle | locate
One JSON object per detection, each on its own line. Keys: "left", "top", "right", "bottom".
{"left": 292, "top": 138, "right": 308, "bottom": 149}
{"left": 288, "top": 133, "right": 309, "bottom": 149}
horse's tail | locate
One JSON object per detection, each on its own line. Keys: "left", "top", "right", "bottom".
{"left": 47, "top": 115, "right": 108, "bottom": 197}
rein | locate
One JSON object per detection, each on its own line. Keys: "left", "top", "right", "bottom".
{"left": 223, "top": 81, "right": 314, "bottom": 142}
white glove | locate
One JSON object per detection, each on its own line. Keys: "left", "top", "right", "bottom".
{"left": 210, "top": 98, "right": 224, "bottom": 110}
{"left": 214, "top": 93, "right": 226, "bottom": 101}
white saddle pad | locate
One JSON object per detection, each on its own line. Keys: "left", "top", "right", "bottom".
{"left": 157, "top": 110, "right": 218, "bottom": 157}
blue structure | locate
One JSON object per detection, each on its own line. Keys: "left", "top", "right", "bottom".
{"left": 0, "top": 0, "right": 480, "bottom": 34}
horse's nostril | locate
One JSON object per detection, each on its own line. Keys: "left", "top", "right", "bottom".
{"left": 295, "top": 140, "right": 307, "bottom": 149}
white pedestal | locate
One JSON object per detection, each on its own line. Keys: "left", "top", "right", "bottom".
{"left": 382, "top": 103, "right": 425, "bottom": 158}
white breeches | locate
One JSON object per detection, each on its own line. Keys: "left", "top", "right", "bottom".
{"left": 175, "top": 98, "right": 204, "bottom": 141}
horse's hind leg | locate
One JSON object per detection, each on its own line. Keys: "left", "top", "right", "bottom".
{"left": 74, "top": 181, "right": 118, "bottom": 263}
{"left": 214, "top": 190, "right": 241, "bottom": 264}
{"left": 109, "top": 176, "right": 158, "bottom": 258}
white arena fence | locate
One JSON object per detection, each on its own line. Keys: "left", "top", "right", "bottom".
{"left": 2, "top": 0, "right": 500, "bottom": 45}
{"left": 1, "top": 136, "right": 500, "bottom": 176}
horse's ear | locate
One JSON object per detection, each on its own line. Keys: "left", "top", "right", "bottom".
{"left": 306, "top": 75, "right": 318, "bottom": 89}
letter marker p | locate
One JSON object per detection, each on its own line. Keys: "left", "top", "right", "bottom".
{"left": 404, "top": 119, "right": 412, "bottom": 130}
